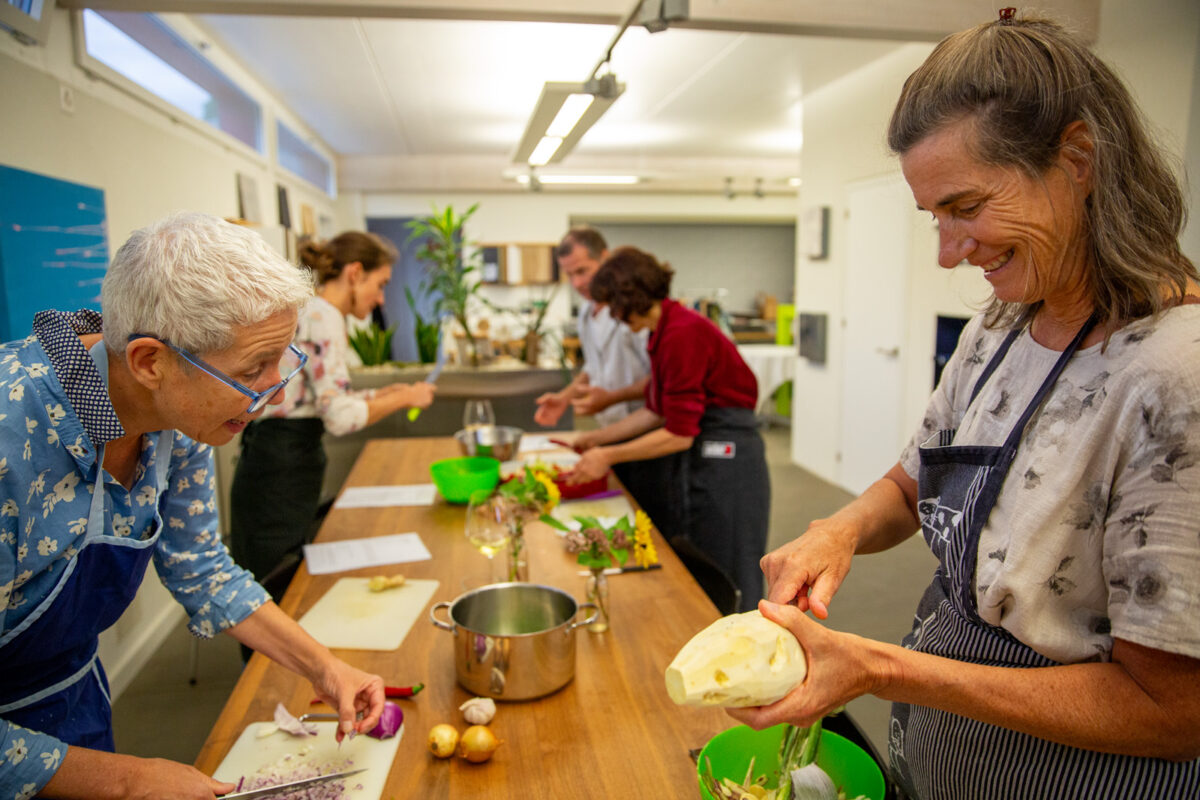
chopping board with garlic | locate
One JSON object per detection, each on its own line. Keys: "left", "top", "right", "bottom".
{"left": 213, "top": 721, "right": 401, "bottom": 799}
{"left": 298, "top": 577, "right": 439, "bottom": 651}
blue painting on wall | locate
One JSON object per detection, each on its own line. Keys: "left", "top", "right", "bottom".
{"left": 0, "top": 164, "right": 109, "bottom": 341}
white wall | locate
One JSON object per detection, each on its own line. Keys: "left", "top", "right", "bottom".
{"left": 791, "top": 2, "right": 1200, "bottom": 488}
{"left": 0, "top": 7, "right": 342, "bottom": 701}
{"left": 342, "top": 190, "right": 801, "bottom": 344}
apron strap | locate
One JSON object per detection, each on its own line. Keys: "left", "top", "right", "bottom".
{"left": 969, "top": 326, "right": 1023, "bottom": 405}
{"left": 999, "top": 313, "right": 1099, "bottom": 452}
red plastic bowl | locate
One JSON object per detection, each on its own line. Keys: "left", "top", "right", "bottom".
{"left": 553, "top": 472, "right": 609, "bottom": 500}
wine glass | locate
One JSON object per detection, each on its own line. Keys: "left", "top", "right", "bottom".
{"left": 463, "top": 399, "right": 496, "bottom": 432}
{"left": 465, "top": 490, "right": 510, "bottom": 584}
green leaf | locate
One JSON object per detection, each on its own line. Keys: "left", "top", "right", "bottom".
{"left": 540, "top": 513, "right": 570, "bottom": 531}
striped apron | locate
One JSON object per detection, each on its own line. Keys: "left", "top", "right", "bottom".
{"left": 889, "top": 316, "right": 1200, "bottom": 799}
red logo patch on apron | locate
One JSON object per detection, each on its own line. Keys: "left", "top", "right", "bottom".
{"left": 701, "top": 441, "right": 736, "bottom": 459}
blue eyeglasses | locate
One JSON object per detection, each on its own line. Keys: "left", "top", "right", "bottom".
{"left": 131, "top": 335, "right": 308, "bottom": 413}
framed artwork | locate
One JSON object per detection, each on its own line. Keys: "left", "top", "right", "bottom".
{"left": 299, "top": 203, "right": 316, "bottom": 236}
{"left": 236, "top": 172, "right": 262, "bottom": 223}
{"left": 276, "top": 184, "right": 291, "bottom": 228}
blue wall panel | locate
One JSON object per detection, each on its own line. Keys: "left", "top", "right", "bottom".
{"left": 0, "top": 164, "right": 108, "bottom": 341}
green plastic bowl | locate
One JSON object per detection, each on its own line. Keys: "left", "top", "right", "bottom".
{"left": 697, "top": 724, "right": 885, "bottom": 800}
{"left": 429, "top": 456, "right": 501, "bottom": 504}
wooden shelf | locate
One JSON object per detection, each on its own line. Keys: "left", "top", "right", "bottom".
{"left": 479, "top": 242, "right": 558, "bottom": 285}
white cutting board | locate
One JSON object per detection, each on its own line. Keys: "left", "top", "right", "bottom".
{"left": 298, "top": 577, "right": 439, "bottom": 651}
{"left": 548, "top": 494, "right": 635, "bottom": 533}
{"left": 213, "top": 721, "right": 401, "bottom": 799}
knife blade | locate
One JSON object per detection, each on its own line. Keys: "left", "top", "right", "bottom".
{"left": 407, "top": 324, "right": 448, "bottom": 421}
{"left": 576, "top": 563, "right": 662, "bottom": 576}
{"left": 219, "top": 768, "right": 366, "bottom": 799}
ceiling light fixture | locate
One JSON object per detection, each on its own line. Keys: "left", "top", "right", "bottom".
{"left": 514, "top": 0, "right": 685, "bottom": 168}
{"left": 514, "top": 77, "right": 624, "bottom": 167}
{"left": 516, "top": 174, "right": 640, "bottom": 185}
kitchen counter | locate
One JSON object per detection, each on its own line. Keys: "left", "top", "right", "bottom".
{"left": 318, "top": 360, "right": 574, "bottom": 501}
{"left": 195, "top": 436, "right": 730, "bottom": 797}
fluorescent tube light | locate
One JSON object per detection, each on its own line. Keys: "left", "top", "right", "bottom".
{"left": 516, "top": 175, "right": 640, "bottom": 185}
{"left": 528, "top": 137, "right": 563, "bottom": 167}
{"left": 546, "top": 94, "right": 594, "bottom": 138}
{"left": 513, "top": 79, "right": 625, "bottom": 166}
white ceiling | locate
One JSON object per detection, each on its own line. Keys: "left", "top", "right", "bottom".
{"left": 194, "top": 13, "right": 897, "bottom": 193}
{"left": 73, "top": 0, "right": 1086, "bottom": 194}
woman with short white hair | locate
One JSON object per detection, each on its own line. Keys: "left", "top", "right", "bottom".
{"left": 0, "top": 212, "right": 385, "bottom": 800}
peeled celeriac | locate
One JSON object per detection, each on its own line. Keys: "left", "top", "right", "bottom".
{"left": 665, "top": 610, "right": 806, "bottom": 707}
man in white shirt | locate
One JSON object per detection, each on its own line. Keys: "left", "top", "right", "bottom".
{"left": 534, "top": 227, "right": 650, "bottom": 428}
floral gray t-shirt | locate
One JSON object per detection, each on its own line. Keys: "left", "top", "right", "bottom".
{"left": 900, "top": 306, "right": 1200, "bottom": 664}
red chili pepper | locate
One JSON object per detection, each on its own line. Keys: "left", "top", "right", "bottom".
{"left": 311, "top": 683, "right": 424, "bottom": 705}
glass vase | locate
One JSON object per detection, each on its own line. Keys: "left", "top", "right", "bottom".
{"left": 505, "top": 518, "right": 529, "bottom": 582}
{"left": 585, "top": 566, "right": 610, "bottom": 633}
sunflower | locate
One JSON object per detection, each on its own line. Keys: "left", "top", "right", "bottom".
{"left": 532, "top": 470, "right": 560, "bottom": 510}
{"left": 632, "top": 510, "right": 658, "bottom": 568}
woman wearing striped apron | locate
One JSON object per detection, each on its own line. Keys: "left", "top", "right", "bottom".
{"left": 733, "top": 11, "right": 1200, "bottom": 798}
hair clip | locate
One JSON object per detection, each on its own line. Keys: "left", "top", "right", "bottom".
{"left": 999, "top": 7, "right": 1017, "bottom": 24}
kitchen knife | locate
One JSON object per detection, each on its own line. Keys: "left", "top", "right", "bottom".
{"left": 577, "top": 564, "right": 663, "bottom": 576}
{"left": 407, "top": 328, "right": 448, "bottom": 422}
{"left": 219, "top": 768, "right": 366, "bottom": 799}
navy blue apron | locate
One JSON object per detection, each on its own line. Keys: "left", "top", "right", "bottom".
{"left": 890, "top": 317, "right": 1200, "bottom": 799}
{"left": 0, "top": 342, "right": 169, "bottom": 750}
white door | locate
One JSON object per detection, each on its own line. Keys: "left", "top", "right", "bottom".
{"left": 839, "top": 174, "right": 912, "bottom": 494}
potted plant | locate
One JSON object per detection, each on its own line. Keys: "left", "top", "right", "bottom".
{"left": 347, "top": 322, "right": 396, "bottom": 367}
{"left": 405, "top": 286, "right": 440, "bottom": 364}
{"left": 406, "top": 203, "right": 483, "bottom": 365}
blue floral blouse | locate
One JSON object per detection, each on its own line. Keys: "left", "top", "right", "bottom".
{"left": 0, "top": 310, "right": 269, "bottom": 798}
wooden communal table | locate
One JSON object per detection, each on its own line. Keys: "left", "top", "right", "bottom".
{"left": 195, "top": 436, "right": 730, "bottom": 798}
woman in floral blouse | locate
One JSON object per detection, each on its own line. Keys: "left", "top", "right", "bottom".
{"left": 0, "top": 213, "right": 386, "bottom": 799}
{"left": 229, "top": 231, "right": 435, "bottom": 585}
{"left": 738, "top": 13, "right": 1200, "bottom": 799}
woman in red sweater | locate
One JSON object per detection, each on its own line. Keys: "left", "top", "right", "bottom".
{"left": 571, "top": 246, "right": 769, "bottom": 611}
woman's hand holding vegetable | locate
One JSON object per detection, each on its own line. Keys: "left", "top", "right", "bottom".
{"left": 763, "top": 464, "right": 921, "bottom": 615}
{"left": 308, "top": 659, "right": 386, "bottom": 742}
{"left": 378, "top": 381, "right": 436, "bottom": 409}
{"left": 725, "top": 600, "right": 891, "bottom": 731}
{"left": 760, "top": 519, "right": 858, "bottom": 618}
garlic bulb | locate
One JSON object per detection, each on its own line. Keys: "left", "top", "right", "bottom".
{"left": 459, "top": 697, "right": 497, "bottom": 725}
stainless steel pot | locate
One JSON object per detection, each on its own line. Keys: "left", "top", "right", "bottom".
{"left": 430, "top": 583, "right": 598, "bottom": 701}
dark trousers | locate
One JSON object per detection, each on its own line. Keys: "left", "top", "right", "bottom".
{"left": 229, "top": 418, "right": 326, "bottom": 593}
{"left": 616, "top": 407, "right": 770, "bottom": 612}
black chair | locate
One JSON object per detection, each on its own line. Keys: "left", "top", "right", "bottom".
{"left": 669, "top": 535, "right": 742, "bottom": 616}
{"left": 823, "top": 710, "right": 907, "bottom": 800}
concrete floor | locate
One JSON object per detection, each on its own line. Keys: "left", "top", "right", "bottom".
{"left": 112, "top": 425, "right": 938, "bottom": 767}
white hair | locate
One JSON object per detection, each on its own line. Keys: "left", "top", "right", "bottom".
{"left": 102, "top": 212, "right": 314, "bottom": 354}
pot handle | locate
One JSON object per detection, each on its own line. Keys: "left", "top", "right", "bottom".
{"left": 567, "top": 602, "right": 600, "bottom": 633}
{"left": 430, "top": 601, "right": 455, "bottom": 632}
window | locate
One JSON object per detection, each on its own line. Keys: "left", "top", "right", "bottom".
{"left": 1, "top": 0, "right": 52, "bottom": 45}
{"left": 277, "top": 120, "right": 334, "bottom": 195}
{"left": 79, "top": 10, "right": 262, "bottom": 152}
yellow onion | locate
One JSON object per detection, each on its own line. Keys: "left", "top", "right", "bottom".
{"left": 458, "top": 725, "right": 501, "bottom": 763}
{"left": 428, "top": 724, "right": 459, "bottom": 758}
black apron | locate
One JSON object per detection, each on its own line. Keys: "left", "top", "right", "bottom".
{"left": 633, "top": 406, "right": 769, "bottom": 612}
{"left": 890, "top": 316, "right": 1200, "bottom": 799}
{"left": 229, "top": 417, "right": 326, "bottom": 590}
